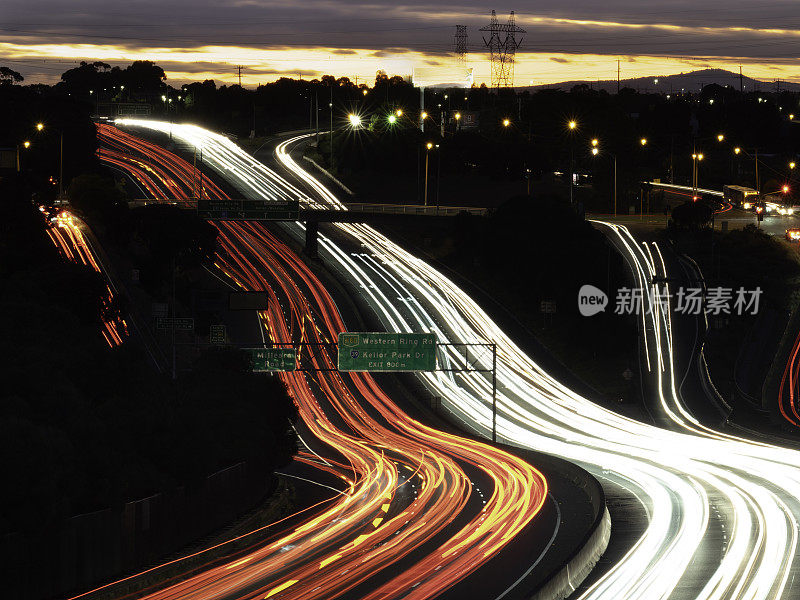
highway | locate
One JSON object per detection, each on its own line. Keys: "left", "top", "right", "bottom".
{"left": 88, "top": 123, "right": 570, "bottom": 600}
{"left": 111, "top": 119, "right": 800, "bottom": 600}
{"left": 42, "top": 206, "right": 128, "bottom": 347}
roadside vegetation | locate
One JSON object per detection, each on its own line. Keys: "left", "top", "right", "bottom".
{"left": 673, "top": 225, "right": 800, "bottom": 408}
{"left": 0, "top": 177, "right": 297, "bottom": 539}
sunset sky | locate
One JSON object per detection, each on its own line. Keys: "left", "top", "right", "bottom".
{"left": 2, "top": 0, "right": 799, "bottom": 87}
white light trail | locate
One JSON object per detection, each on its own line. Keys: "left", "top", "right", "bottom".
{"left": 116, "top": 120, "right": 800, "bottom": 600}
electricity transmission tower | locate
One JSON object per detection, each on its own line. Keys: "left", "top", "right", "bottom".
{"left": 480, "top": 10, "right": 525, "bottom": 89}
{"left": 454, "top": 25, "right": 468, "bottom": 66}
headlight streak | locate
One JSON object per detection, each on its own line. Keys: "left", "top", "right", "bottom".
{"left": 112, "top": 119, "right": 800, "bottom": 600}
{"left": 95, "top": 124, "right": 550, "bottom": 600}
{"left": 45, "top": 210, "right": 128, "bottom": 347}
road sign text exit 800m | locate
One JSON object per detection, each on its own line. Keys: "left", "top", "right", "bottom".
{"left": 337, "top": 332, "right": 436, "bottom": 372}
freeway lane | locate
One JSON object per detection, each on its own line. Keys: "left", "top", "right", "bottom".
{"left": 270, "top": 132, "right": 800, "bottom": 600}
{"left": 117, "top": 120, "right": 800, "bottom": 600}
{"left": 89, "top": 125, "right": 580, "bottom": 600}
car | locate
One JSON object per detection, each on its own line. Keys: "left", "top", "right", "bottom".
{"left": 785, "top": 228, "right": 800, "bottom": 241}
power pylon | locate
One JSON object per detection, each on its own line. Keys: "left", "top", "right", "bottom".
{"left": 454, "top": 25, "right": 468, "bottom": 66}
{"left": 480, "top": 10, "right": 525, "bottom": 90}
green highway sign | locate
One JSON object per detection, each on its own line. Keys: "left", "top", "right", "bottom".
{"left": 245, "top": 348, "right": 296, "bottom": 372}
{"left": 197, "top": 199, "right": 299, "bottom": 221}
{"left": 156, "top": 317, "right": 194, "bottom": 331}
{"left": 337, "top": 332, "right": 436, "bottom": 372}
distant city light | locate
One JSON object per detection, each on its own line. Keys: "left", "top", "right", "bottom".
{"left": 591, "top": 138, "right": 599, "bottom": 147}
{"left": 503, "top": 118, "right": 510, "bottom": 127}
{"left": 426, "top": 142, "right": 433, "bottom": 150}
{"left": 23, "top": 141, "right": 30, "bottom": 148}
{"left": 734, "top": 147, "right": 742, "bottom": 155}
{"left": 717, "top": 134, "right": 725, "bottom": 142}
{"left": 640, "top": 138, "right": 648, "bottom": 146}
{"left": 568, "top": 120, "right": 577, "bottom": 130}
{"left": 36, "top": 122, "right": 44, "bottom": 131}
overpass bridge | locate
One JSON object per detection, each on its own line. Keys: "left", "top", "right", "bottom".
{"left": 127, "top": 199, "right": 489, "bottom": 257}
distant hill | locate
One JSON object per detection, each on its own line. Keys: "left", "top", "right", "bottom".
{"left": 518, "top": 68, "right": 800, "bottom": 94}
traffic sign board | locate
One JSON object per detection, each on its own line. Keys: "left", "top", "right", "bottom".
{"left": 337, "top": 332, "right": 436, "bottom": 372}
{"left": 210, "top": 324, "right": 226, "bottom": 345}
{"left": 197, "top": 199, "right": 299, "bottom": 221}
{"left": 156, "top": 317, "right": 194, "bottom": 331}
{"left": 244, "top": 348, "right": 296, "bottom": 372}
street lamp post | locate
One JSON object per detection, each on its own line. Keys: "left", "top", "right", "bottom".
{"left": 591, "top": 140, "right": 617, "bottom": 216}
{"left": 424, "top": 142, "right": 433, "bottom": 207}
{"left": 567, "top": 120, "right": 577, "bottom": 204}
{"left": 16, "top": 141, "right": 31, "bottom": 172}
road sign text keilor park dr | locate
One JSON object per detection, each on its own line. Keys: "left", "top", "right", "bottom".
{"left": 337, "top": 332, "right": 436, "bottom": 372}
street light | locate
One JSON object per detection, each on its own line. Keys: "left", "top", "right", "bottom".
{"left": 640, "top": 138, "right": 648, "bottom": 146}
{"left": 424, "top": 142, "right": 434, "bottom": 207}
{"left": 790, "top": 161, "right": 796, "bottom": 170}
{"left": 23, "top": 141, "right": 30, "bottom": 148}
{"left": 590, "top": 142, "right": 618, "bottom": 216}
{"left": 396, "top": 109, "right": 403, "bottom": 117}
{"left": 717, "top": 134, "right": 725, "bottom": 142}
{"left": 36, "top": 122, "right": 44, "bottom": 131}
{"left": 734, "top": 147, "right": 741, "bottom": 155}
{"left": 421, "top": 111, "right": 428, "bottom": 120}
{"left": 388, "top": 114, "right": 397, "bottom": 124}
{"left": 502, "top": 118, "right": 510, "bottom": 127}
{"left": 567, "top": 120, "right": 577, "bottom": 203}
{"left": 348, "top": 113, "right": 362, "bottom": 127}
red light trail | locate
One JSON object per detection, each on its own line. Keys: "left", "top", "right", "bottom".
{"left": 86, "top": 123, "right": 550, "bottom": 600}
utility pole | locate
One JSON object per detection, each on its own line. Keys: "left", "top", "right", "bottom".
{"left": 739, "top": 65, "right": 744, "bottom": 92}
{"left": 614, "top": 155, "right": 618, "bottom": 216}
{"left": 59, "top": 132, "right": 64, "bottom": 197}
{"left": 617, "top": 59, "right": 621, "bottom": 93}
{"left": 329, "top": 88, "right": 334, "bottom": 169}
{"left": 491, "top": 343, "right": 497, "bottom": 443}
{"left": 237, "top": 65, "right": 243, "bottom": 87}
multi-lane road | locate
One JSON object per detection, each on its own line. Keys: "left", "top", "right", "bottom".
{"left": 104, "top": 118, "right": 800, "bottom": 600}
{"left": 85, "top": 123, "right": 610, "bottom": 600}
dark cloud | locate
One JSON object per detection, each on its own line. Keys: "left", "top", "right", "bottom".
{"left": 550, "top": 57, "right": 571, "bottom": 64}
{"left": 2, "top": 0, "right": 800, "bottom": 84}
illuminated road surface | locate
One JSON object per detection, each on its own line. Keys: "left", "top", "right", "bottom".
{"left": 91, "top": 123, "right": 552, "bottom": 600}
{"left": 42, "top": 207, "right": 128, "bottom": 347}
{"left": 114, "top": 120, "right": 800, "bottom": 600}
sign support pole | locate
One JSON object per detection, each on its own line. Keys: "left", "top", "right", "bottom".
{"left": 492, "top": 343, "right": 497, "bottom": 443}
